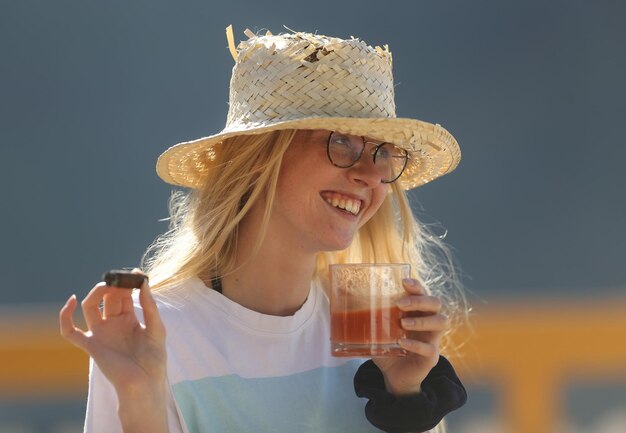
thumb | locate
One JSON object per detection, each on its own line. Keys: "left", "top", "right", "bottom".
{"left": 138, "top": 279, "right": 166, "bottom": 340}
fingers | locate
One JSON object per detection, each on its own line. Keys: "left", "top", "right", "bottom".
{"left": 59, "top": 294, "right": 90, "bottom": 350}
{"left": 103, "top": 268, "right": 146, "bottom": 317}
{"left": 401, "top": 313, "right": 449, "bottom": 333}
{"left": 395, "top": 279, "right": 447, "bottom": 359}
{"left": 398, "top": 338, "right": 439, "bottom": 359}
{"left": 396, "top": 294, "right": 442, "bottom": 314}
{"left": 120, "top": 294, "right": 135, "bottom": 314}
{"left": 81, "top": 283, "right": 109, "bottom": 329}
{"left": 59, "top": 269, "right": 163, "bottom": 360}
{"left": 402, "top": 278, "right": 426, "bottom": 295}
{"left": 82, "top": 281, "right": 135, "bottom": 325}
{"left": 397, "top": 278, "right": 442, "bottom": 314}
{"left": 102, "top": 289, "right": 134, "bottom": 318}
{"left": 399, "top": 313, "right": 447, "bottom": 354}
{"left": 138, "top": 279, "right": 166, "bottom": 340}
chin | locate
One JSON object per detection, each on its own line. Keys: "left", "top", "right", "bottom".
{"left": 317, "top": 235, "right": 355, "bottom": 253}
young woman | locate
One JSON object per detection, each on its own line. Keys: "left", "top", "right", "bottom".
{"left": 60, "top": 27, "right": 468, "bottom": 433}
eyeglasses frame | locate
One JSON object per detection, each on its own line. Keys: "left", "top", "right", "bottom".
{"left": 325, "top": 131, "right": 409, "bottom": 183}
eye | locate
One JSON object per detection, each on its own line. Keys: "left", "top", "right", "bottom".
{"left": 375, "top": 143, "right": 405, "bottom": 161}
{"left": 376, "top": 145, "right": 391, "bottom": 159}
{"left": 331, "top": 134, "right": 360, "bottom": 154}
{"left": 333, "top": 134, "right": 355, "bottom": 147}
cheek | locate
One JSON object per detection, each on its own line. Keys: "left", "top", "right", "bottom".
{"left": 279, "top": 141, "right": 324, "bottom": 181}
{"left": 359, "top": 185, "right": 390, "bottom": 227}
{"left": 371, "top": 185, "right": 390, "bottom": 212}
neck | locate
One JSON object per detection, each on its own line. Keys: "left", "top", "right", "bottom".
{"left": 221, "top": 250, "right": 316, "bottom": 316}
{"left": 217, "top": 206, "right": 318, "bottom": 317}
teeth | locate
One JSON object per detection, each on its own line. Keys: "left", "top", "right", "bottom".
{"left": 323, "top": 193, "right": 361, "bottom": 215}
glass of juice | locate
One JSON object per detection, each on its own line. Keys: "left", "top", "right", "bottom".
{"left": 329, "top": 263, "right": 410, "bottom": 357}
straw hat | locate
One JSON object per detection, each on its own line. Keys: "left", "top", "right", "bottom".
{"left": 156, "top": 26, "right": 461, "bottom": 190}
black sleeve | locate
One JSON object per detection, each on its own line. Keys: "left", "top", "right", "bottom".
{"left": 353, "top": 355, "right": 467, "bottom": 433}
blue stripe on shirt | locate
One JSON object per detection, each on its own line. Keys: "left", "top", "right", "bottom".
{"left": 172, "top": 360, "right": 383, "bottom": 433}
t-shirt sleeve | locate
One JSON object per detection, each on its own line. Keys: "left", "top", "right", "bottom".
{"left": 83, "top": 357, "right": 185, "bottom": 433}
{"left": 353, "top": 355, "right": 467, "bottom": 433}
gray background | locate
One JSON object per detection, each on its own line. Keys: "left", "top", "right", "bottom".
{"left": 2, "top": 0, "right": 625, "bottom": 305}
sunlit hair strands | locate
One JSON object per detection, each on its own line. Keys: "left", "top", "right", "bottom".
{"left": 58, "top": 24, "right": 469, "bottom": 433}
{"left": 142, "top": 30, "right": 469, "bottom": 426}
{"left": 143, "top": 128, "right": 468, "bottom": 357}
{"left": 143, "top": 130, "right": 297, "bottom": 292}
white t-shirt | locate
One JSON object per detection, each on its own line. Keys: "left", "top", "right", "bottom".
{"left": 84, "top": 277, "right": 384, "bottom": 433}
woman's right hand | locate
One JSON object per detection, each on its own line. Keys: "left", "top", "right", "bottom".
{"left": 59, "top": 273, "right": 168, "bottom": 432}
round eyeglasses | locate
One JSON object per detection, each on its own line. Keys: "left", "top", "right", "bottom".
{"left": 326, "top": 131, "right": 409, "bottom": 183}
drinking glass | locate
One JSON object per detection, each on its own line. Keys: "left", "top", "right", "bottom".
{"left": 329, "top": 263, "right": 410, "bottom": 357}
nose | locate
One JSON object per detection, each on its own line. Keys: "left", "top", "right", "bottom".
{"left": 347, "top": 147, "right": 383, "bottom": 187}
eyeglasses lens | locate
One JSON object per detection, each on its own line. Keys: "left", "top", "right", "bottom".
{"left": 328, "top": 132, "right": 407, "bottom": 183}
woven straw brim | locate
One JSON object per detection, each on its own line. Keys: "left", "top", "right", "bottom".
{"left": 156, "top": 116, "right": 461, "bottom": 190}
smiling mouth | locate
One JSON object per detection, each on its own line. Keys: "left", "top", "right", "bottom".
{"left": 321, "top": 192, "right": 362, "bottom": 216}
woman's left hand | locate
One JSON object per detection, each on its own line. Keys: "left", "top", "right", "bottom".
{"left": 373, "top": 278, "right": 449, "bottom": 397}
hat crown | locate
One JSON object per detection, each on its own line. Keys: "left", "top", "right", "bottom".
{"left": 224, "top": 31, "right": 396, "bottom": 132}
{"left": 156, "top": 27, "right": 461, "bottom": 190}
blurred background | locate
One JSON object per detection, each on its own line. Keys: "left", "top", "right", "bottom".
{"left": 1, "top": 0, "right": 625, "bottom": 432}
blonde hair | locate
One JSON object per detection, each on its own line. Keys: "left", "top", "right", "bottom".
{"left": 142, "top": 129, "right": 297, "bottom": 289}
{"left": 145, "top": 127, "right": 468, "bottom": 345}
{"left": 142, "top": 129, "right": 468, "bottom": 430}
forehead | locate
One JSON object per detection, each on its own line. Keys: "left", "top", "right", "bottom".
{"left": 295, "top": 129, "right": 383, "bottom": 143}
